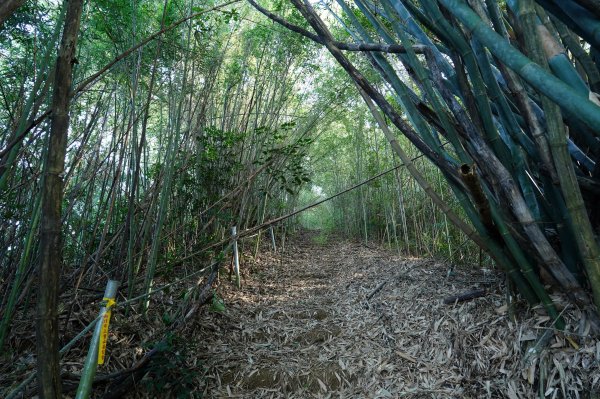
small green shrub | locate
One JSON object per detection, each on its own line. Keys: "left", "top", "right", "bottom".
{"left": 142, "top": 333, "right": 203, "bottom": 398}
{"left": 209, "top": 291, "right": 226, "bottom": 313}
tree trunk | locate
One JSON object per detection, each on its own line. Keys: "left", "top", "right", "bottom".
{"left": 0, "top": 0, "right": 25, "bottom": 28}
{"left": 37, "top": 0, "right": 84, "bottom": 397}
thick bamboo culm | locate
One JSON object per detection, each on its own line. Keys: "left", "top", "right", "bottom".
{"left": 458, "top": 164, "right": 496, "bottom": 240}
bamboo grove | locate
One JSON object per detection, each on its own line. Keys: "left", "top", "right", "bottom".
{"left": 1, "top": 0, "right": 600, "bottom": 395}
{"left": 0, "top": 1, "right": 355, "bottom": 393}
{"left": 248, "top": 0, "right": 600, "bottom": 326}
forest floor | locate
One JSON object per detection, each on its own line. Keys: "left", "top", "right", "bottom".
{"left": 2, "top": 231, "right": 599, "bottom": 399}
{"left": 188, "top": 230, "right": 599, "bottom": 399}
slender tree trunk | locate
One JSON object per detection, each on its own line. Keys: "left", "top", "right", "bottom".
{"left": 37, "top": 0, "right": 84, "bottom": 397}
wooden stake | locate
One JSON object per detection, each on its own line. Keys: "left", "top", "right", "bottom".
{"left": 269, "top": 226, "right": 277, "bottom": 252}
{"left": 232, "top": 226, "right": 240, "bottom": 288}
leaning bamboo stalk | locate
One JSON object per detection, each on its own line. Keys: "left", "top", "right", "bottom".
{"left": 484, "top": 0, "right": 559, "bottom": 183}
{"left": 357, "top": 84, "right": 537, "bottom": 304}
{"left": 339, "top": 0, "right": 445, "bottom": 154}
{"left": 458, "top": 164, "right": 496, "bottom": 238}
{"left": 419, "top": 0, "right": 514, "bottom": 169}
{"left": 437, "top": 0, "right": 600, "bottom": 135}
{"left": 536, "top": 24, "right": 589, "bottom": 96}
{"left": 483, "top": 184, "right": 564, "bottom": 328}
{"left": 546, "top": 0, "right": 600, "bottom": 51}
{"left": 518, "top": 0, "right": 600, "bottom": 310}
{"left": 547, "top": 13, "right": 600, "bottom": 91}
{"left": 378, "top": 0, "right": 470, "bottom": 163}
{"left": 426, "top": 50, "right": 588, "bottom": 306}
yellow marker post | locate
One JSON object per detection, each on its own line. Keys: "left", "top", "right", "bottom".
{"left": 76, "top": 280, "right": 119, "bottom": 399}
{"left": 98, "top": 298, "right": 115, "bottom": 365}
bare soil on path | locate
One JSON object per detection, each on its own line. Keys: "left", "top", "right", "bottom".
{"left": 192, "top": 231, "right": 599, "bottom": 398}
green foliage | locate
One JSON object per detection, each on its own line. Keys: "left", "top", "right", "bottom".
{"left": 0, "top": 0, "right": 517, "bottom": 374}
{"left": 209, "top": 291, "right": 226, "bottom": 313}
{"left": 143, "top": 333, "right": 201, "bottom": 398}
{"left": 311, "top": 230, "right": 331, "bottom": 245}
{"left": 254, "top": 122, "right": 313, "bottom": 196}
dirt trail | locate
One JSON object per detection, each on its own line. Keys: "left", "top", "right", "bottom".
{"left": 192, "top": 231, "right": 598, "bottom": 398}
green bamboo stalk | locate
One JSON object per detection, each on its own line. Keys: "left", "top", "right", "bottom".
{"left": 547, "top": 12, "right": 600, "bottom": 91}
{"left": 379, "top": 0, "right": 471, "bottom": 163}
{"left": 549, "top": 0, "right": 600, "bottom": 50}
{"left": 122, "top": 0, "right": 169, "bottom": 302}
{"left": 466, "top": 37, "right": 541, "bottom": 218}
{"left": 536, "top": 24, "right": 589, "bottom": 95}
{"left": 0, "top": 2, "right": 67, "bottom": 191}
{"left": 485, "top": 187, "right": 564, "bottom": 329}
{"left": 419, "top": 0, "right": 514, "bottom": 169}
{"left": 485, "top": 0, "right": 559, "bottom": 182}
{"left": 436, "top": 0, "right": 600, "bottom": 136}
{"left": 338, "top": 0, "right": 444, "bottom": 154}
{"left": 142, "top": 7, "right": 195, "bottom": 311}
{"left": 471, "top": 38, "right": 538, "bottom": 160}
{"left": 360, "top": 85, "right": 538, "bottom": 303}
{"left": 0, "top": 188, "right": 42, "bottom": 351}
{"left": 518, "top": 0, "right": 600, "bottom": 310}
{"left": 427, "top": 49, "right": 588, "bottom": 306}
{"left": 541, "top": 178, "right": 585, "bottom": 279}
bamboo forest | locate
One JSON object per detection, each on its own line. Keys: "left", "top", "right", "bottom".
{"left": 2, "top": 0, "right": 600, "bottom": 397}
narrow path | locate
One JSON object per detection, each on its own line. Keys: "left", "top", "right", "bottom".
{"left": 191, "top": 232, "right": 597, "bottom": 398}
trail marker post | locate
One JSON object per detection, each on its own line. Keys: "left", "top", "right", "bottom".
{"left": 232, "top": 226, "right": 240, "bottom": 288}
{"left": 76, "top": 279, "right": 119, "bottom": 399}
{"left": 269, "top": 225, "right": 277, "bottom": 252}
